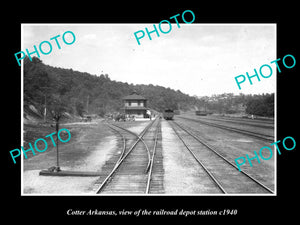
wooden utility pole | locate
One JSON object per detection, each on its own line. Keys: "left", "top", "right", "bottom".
{"left": 54, "top": 114, "right": 61, "bottom": 172}
{"left": 40, "top": 86, "right": 49, "bottom": 123}
{"left": 86, "top": 95, "right": 89, "bottom": 114}
{"left": 44, "top": 94, "right": 47, "bottom": 122}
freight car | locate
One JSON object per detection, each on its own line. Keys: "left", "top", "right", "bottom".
{"left": 174, "top": 110, "right": 180, "bottom": 115}
{"left": 163, "top": 109, "right": 174, "bottom": 120}
{"left": 195, "top": 110, "right": 208, "bottom": 116}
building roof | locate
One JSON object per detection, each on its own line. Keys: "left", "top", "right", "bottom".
{"left": 122, "top": 106, "right": 148, "bottom": 110}
{"left": 122, "top": 91, "right": 147, "bottom": 100}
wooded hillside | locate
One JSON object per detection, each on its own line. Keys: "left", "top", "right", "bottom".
{"left": 24, "top": 57, "right": 198, "bottom": 118}
{"left": 23, "top": 57, "right": 274, "bottom": 120}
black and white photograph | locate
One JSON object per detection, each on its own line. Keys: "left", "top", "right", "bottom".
{"left": 4, "top": 5, "right": 298, "bottom": 223}
{"left": 21, "top": 24, "right": 276, "bottom": 195}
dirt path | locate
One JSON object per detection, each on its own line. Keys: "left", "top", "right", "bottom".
{"left": 23, "top": 121, "right": 117, "bottom": 195}
{"left": 23, "top": 120, "right": 151, "bottom": 195}
{"left": 161, "top": 120, "right": 221, "bottom": 194}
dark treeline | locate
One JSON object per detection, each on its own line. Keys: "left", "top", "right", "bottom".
{"left": 23, "top": 57, "right": 274, "bottom": 119}
{"left": 197, "top": 93, "right": 274, "bottom": 117}
{"left": 24, "top": 57, "right": 196, "bottom": 118}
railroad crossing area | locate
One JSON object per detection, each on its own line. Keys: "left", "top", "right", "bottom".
{"left": 23, "top": 114, "right": 275, "bottom": 195}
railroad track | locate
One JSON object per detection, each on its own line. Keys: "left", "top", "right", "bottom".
{"left": 95, "top": 118, "right": 162, "bottom": 194}
{"left": 169, "top": 121, "right": 274, "bottom": 194}
{"left": 217, "top": 116, "right": 274, "bottom": 125}
{"left": 146, "top": 120, "right": 164, "bottom": 194}
{"left": 184, "top": 116, "right": 274, "bottom": 129}
{"left": 177, "top": 116, "right": 274, "bottom": 142}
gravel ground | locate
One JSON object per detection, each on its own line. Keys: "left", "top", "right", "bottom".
{"left": 114, "top": 121, "right": 150, "bottom": 134}
{"left": 179, "top": 113, "right": 274, "bottom": 137}
{"left": 23, "top": 116, "right": 274, "bottom": 195}
{"left": 161, "top": 120, "right": 221, "bottom": 194}
{"left": 174, "top": 117, "right": 275, "bottom": 191}
{"left": 22, "top": 120, "right": 150, "bottom": 195}
{"left": 23, "top": 121, "right": 117, "bottom": 195}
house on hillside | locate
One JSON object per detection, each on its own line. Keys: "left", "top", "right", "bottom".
{"left": 122, "top": 91, "right": 148, "bottom": 118}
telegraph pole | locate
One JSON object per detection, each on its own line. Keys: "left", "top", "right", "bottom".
{"left": 40, "top": 86, "right": 49, "bottom": 123}
{"left": 54, "top": 113, "right": 61, "bottom": 172}
{"left": 86, "top": 95, "right": 89, "bottom": 114}
{"left": 44, "top": 94, "right": 47, "bottom": 122}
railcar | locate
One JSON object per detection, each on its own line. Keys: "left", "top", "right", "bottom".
{"left": 174, "top": 110, "right": 180, "bottom": 115}
{"left": 163, "top": 109, "right": 174, "bottom": 120}
{"left": 195, "top": 110, "right": 208, "bottom": 116}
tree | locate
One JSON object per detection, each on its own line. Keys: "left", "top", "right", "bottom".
{"left": 245, "top": 93, "right": 274, "bottom": 117}
{"left": 75, "top": 101, "right": 85, "bottom": 117}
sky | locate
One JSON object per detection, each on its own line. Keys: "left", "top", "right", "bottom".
{"left": 22, "top": 23, "right": 276, "bottom": 97}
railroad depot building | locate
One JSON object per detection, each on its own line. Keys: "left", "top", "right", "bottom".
{"left": 122, "top": 91, "right": 148, "bottom": 118}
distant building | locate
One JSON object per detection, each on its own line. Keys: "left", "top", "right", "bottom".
{"left": 122, "top": 91, "right": 148, "bottom": 118}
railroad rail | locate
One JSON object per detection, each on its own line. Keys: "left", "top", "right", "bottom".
{"left": 96, "top": 118, "right": 161, "bottom": 194}
{"left": 169, "top": 120, "right": 274, "bottom": 194}
{"left": 216, "top": 116, "right": 274, "bottom": 124}
{"left": 106, "top": 122, "right": 151, "bottom": 170}
{"left": 105, "top": 123, "right": 127, "bottom": 165}
{"left": 146, "top": 118, "right": 164, "bottom": 194}
{"left": 185, "top": 115, "right": 274, "bottom": 129}
{"left": 178, "top": 116, "right": 274, "bottom": 142}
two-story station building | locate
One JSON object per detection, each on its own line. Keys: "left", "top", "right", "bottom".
{"left": 122, "top": 91, "right": 148, "bottom": 118}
